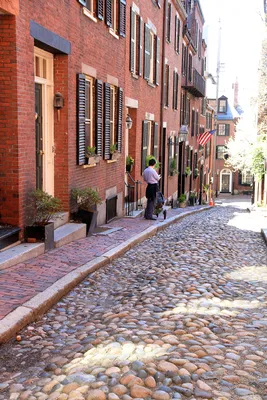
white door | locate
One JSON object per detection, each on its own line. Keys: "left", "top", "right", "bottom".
{"left": 34, "top": 47, "right": 54, "bottom": 196}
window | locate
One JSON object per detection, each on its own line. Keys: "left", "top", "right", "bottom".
{"left": 205, "top": 140, "right": 210, "bottom": 158}
{"left": 219, "top": 99, "right": 227, "bottom": 113}
{"left": 191, "top": 110, "right": 195, "bottom": 137}
{"left": 216, "top": 145, "right": 226, "bottom": 159}
{"left": 240, "top": 171, "right": 253, "bottom": 185}
{"left": 82, "top": 0, "right": 96, "bottom": 14}
{"left": 110, "top": 85, "right": 116, "bottom": 145}
{"left": 106, "top": 0, "right": 117, "bottom": 32}
{"left": 130, "top": 9, "right": 143, "bottom": 76}
{"left": 198, "top": 30, "right": 202, "bottom": 58}
{"left": 142, "top": 121, "right": 159, "bottom": 170}
{"left": 173, "top": 70, "right": 179, "bottom": 110}
{"left": 180, "top": 92, "right": 185, "bottom": 125}
{"left": 218, "top": 124, "right": 230, "bottom": 136}
{"left": 206, "top": 112, "right": 212, "bottom": 129}
{"left": 85, "top": 76, "right": 94, "bottom": 147}
{"left": 166, "top": 2, "right": 172, "bottom": 42}
{"left": 201, "top": 97, "right": 206, "bottom": 116}
{"left": 164, "top": 63, "right": 170, "bottom": 107}
{"left": 144, "top": 25, "right": 160, "bottom": 85}
{"left": 174, "top": 15, "right": 180, "bottom": 53}
{"left": 182, "top": 43, "right": 187, "bottom": 76}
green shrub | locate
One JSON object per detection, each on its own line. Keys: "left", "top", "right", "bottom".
{"left": 71, "top": 187, "right": 102, "bottom": 211}
{"left": 178, "top": 193, "right": 186, "bottom": 203}
{"left": 31, "top": 189, "right": 62, "bottom": 226}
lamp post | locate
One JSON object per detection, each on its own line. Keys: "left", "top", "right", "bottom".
{"left": 199, "top": 155, "right": 204, "bottom": 205}
{"left": 211, "top": 20, "right": 221, "bottom": 205}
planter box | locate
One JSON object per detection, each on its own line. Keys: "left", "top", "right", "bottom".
{"left": 87, "top": 155, "right": 100, "bottom": 165}
{"left": 110, "top": 152, "right": 121, "bottom": 161}
{"left": 77, "top": 209, "right": 98, "bottom": 234}
{"left": 189, "top": 197, "right": 196, "bottom": 206}
{"left": 25, "top": 222, "right": 54, "bottom": 251}
{"left": 179, "top": 202, "right": 187, "bottom": 208}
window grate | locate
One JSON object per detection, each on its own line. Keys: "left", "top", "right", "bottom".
{"left": 106, "top": 195, "right": 117, "bottom": 223}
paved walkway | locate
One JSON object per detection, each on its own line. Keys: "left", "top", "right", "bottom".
{"left": 0, "top": 196, "right": 267, "bottom": 400}
{"left": 0, "top": 205, "right": 203, "bottom": 321}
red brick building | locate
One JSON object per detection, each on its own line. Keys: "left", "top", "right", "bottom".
{"left": 0, "top": 0, "right": 212, "bottom": 236}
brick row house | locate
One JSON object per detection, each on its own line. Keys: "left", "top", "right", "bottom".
{"left": 0, "top": 0, "right": 213, "bottom": 239}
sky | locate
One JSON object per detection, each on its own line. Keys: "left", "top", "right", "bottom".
{"left": 201, "top": 0, "right": 265, "bottom": 111}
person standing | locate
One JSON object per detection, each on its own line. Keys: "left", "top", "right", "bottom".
{"left": 143, "top": 158, "right": 161, "bottom": 220}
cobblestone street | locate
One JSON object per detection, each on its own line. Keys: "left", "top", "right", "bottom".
{"left": 0, "top": 202, "right": 267, "bottom": 400}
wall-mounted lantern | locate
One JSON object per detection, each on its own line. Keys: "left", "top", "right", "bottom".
{"left": 179, "top": 124, "right": 188, "bottom": 142}
{"left": 54, "top": 92, "right": 64, "bottom": 121}
{"left": 126, "top": 114, "right": 133, "bottom": 130}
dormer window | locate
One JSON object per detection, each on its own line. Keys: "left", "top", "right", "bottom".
{"left": 218, "top": 98, "right": 227, "bottom": 113}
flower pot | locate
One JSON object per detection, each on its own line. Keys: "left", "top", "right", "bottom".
{"left": 179, "top": 201, "right": 187, "bottom": 208}
{"left": 126, "top": 164, "right": 133, "bottom": 172}
{"left": 110, "top": 152, "right": 121, "bottom": 161}
{"left": 189, "top": 197, "right": 195, "bottom": 206}
{"left": 77, "top": 208, "right": 98, "bottom": 234}
{"left": 25, "top": 222, "right": 54, "bottom": 251}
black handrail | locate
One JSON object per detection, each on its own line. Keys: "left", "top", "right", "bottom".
{"left": 124, "top": 182, "right": 135, "bottom": 216}
{"left": 126, "top": 172, "right": 142, "bottom": 211}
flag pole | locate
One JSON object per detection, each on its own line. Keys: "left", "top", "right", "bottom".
{"left": 211, "top": 19, "right": 221, "bottom": 205}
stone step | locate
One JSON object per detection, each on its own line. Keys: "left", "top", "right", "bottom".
{"left": 54, "top": 223, "right": 86, "bottom": 248}
{"left": 0, "top": 243, "right": 45, "bottom": 271}
{"left": 51, "top": 212, "right": 69, "bottom": 230}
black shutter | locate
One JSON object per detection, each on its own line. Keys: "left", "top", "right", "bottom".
{"left": 77, "top": 73, "right": 86, "bottom": 165}
{"left": 77, "top": 0, "right": 87, "bottom": 6}
{"left": 138, "top": 16, "right": 143, "bottom": 76}
{"left": 95, "top": 80, "right": 103, "bottom": 157}
{"left": 130, "top": 8, "right": 135, "bottom": 73}
{"left": 142, "top": 121, "right": 149, "bottom": 171}
{"left": 168, "top": 137, "right": 172, "bottom": 175}
{"left": 119, "top": 0, "right": 126, "bottom": 37}
{"left": 153, "top": 122, "right": 159, "bottom": 160}
{"left": 117, "top": 87, "right": 123, "bottom": 153}
{"left": 105, "top": 0, "right": 112, "bottom": 27}
{"left": 225, "top": 124, "right": 230, "bottom": 136}
{"left": 144, "top": 24, "right": 151, "bottom": 80}
{"left": 167, "top": 3, "right": 172, "bottom": 43}
{"left": 191, "top": 110, "right": 195, "bottom": 137}
{"left": 97, "top": 0, "right": 104, "bottom": 20}
{"left": 177, "top": 18, "right": 180, "bottom": 53}
{"left": 104, "top": 83, "right": 111, "bottom": 160}
{"left": 155, "top": 36, "right": 160, "bottom": 85}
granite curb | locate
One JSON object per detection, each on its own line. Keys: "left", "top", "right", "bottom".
{"left": 0, "top": 206, "right": 212, "bottom": 344}
{"left": 261, "top": 228, "right": 267, "bottom": 245}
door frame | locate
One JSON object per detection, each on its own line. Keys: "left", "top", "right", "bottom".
{"left": 220, "top": 168, "right": 232, "bottom": 193}
{"left": 34, "top": 47, "right": 54, "bottom": 196}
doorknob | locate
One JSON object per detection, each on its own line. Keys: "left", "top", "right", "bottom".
{"left": 39, "top": 150, "right": 45, "bottom": 156}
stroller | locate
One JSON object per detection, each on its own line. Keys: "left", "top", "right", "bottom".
{"left": 154, "top": 191, "right": 167, "bottom": 219}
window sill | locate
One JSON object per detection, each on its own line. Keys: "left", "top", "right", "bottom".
{"left": 82, "top": 163, "right": 97, "bottom": 168}
{"left": 131, "top": 73, "right": 139, "bottom": 80}
{"left": 83, "top": 7, "right": 97, "bottom": 23}
{"left": 147, "top": 81, "right": 156, "bottom": 88}
{"left": 109, "top": 29, "right": 119, "bottom": 40}
{"left": 106, "top": 159, "right": 118, "bottom": 164}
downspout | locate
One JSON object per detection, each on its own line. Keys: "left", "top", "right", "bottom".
{"left": 160, "top": 0, "right": 168, "bottom": 194}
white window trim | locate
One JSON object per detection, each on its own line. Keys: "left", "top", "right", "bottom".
{"left": 149, "top": 30, "right": 155, "bottom": 83}
{"left": 110, "top": 85, "right": 116, "bottom": 145}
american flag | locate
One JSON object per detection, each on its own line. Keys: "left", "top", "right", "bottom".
{"left": 197, "top": 129, "right": 216, "bottom": 146}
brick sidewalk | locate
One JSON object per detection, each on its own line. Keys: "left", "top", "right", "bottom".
{"left": 0, "top": 206, "right": 197, "bottom": 320}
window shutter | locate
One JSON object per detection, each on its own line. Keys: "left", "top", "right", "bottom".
{"left": 177, "top": 18, "right": 180, "bottom": 52}
{"left": 155, "top": 36, "right": 160, "bottom": 85}
{"left": 95, "top": 79, "right": 103, "bottom": 157}
{"left": 174, "top": 136, "right": 178, "bottom": 157}
{"left": 173, "top": 71, "right": 176, "bottom": 110}
{"left": 77, "top": 0, "right": 87, "bottom": 6}
{"left": 77, "top": 73, "right": 86, "bottom": 165}
{"left": 117, "top": 87, "right": 123, "bottom": 153}
{"left": 225, "top": 124, "right": 230, "bottom": 136}
{"left": 97, "top": 0, "right": 104, "bottom": 20}
{"left": 144, "top": 24, "right": 151, "bottom": 80}
{"left": 168, "top": 3, "right": 172, "bottom": 43}
{"left": 191, "top": 110, "right": 195, "bottom": 137}
{"left": 196, "top": 112, "right": 199, "bottom": 136}
{"left": 105, "top": 0, "right": 112, "bottom": 27}
{"left": 153, "top": 122, "right": 159, "bottom": 160}
{"left": 138, "top": 16, "right": 143, "bottom": 76}
{"left": 119, "top": 0, "right": 126, "bottom": 37}
{"left": 168, "top": 137, "right": 172, "bottom": 175}
{"left": 130, "top": 8, "right": 136, "bottom": 72}
{"left": 104, "top": 83, "right": 111, "bottom": 160}
{"left": 142, "top": 121, "right": 149, "bottom": 171}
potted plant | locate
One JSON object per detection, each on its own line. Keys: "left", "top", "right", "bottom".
{"left": 194, "top": 168, "right": 199, "bottom": 178}
{"left": 24, "top": 189, "right": 62, "bottom": 251}
{"left": 189, "top": 191, "right": 196, "bottom": 206}
{"left": 185, "top": 166, "right": 192, "bottom": 177}
{"left": 86, "top": 146, "right": 100, "bottom": 165}
{"left": 110, "top": 143, "right": 120, "bottom": 161}
{"left": 126, "top": 155, "right": 134, "bottom": 172}
{"left": 178, "top": 193, "right": 187, "bottom": 208}
{"left": 170, "top": 158, "right": 178, "bottom": 176}
{"left": 146, "top": 155, "right": 160, "bottom": 169}
{"left": 71, "top": 187, "right": 102, "bottom": 234}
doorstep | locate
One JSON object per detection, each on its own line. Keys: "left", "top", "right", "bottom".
{"left": 0, "top": 243, "right": 45, "bottom": 271}
{"left": 124, "top": 209, "right": 145, "bottom": 218}
{"left": 54, "top": 223, "right": 87, "bottom": 248}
